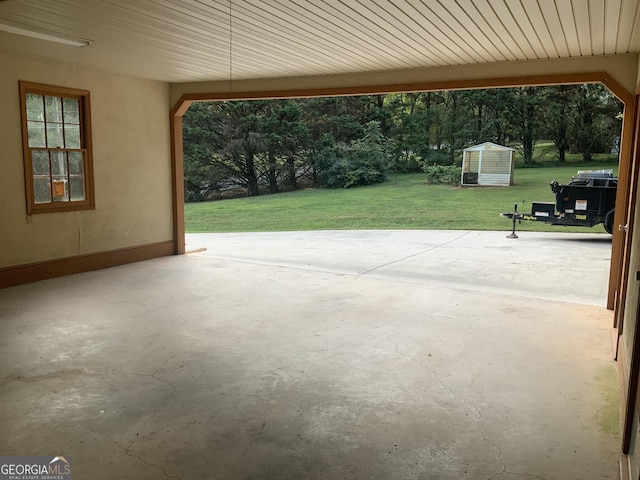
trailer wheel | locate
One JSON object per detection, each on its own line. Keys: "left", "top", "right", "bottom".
{"left": 604, "top": 209, "right": 615, "bottom": 235}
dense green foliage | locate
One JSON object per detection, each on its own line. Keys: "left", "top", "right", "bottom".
{"left": 183, "top": 85, "right": 622, "bottom": 200}
{"left": 423, "top": 165, "right": 463, "bottom": 185}
{"left": 318, "top": 122, "right": 390, "bottom": 188}
{"left": 185, "top": 164, "right": 616, "bottom": 234}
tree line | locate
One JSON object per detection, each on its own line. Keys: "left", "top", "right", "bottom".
{"left": 183, "top": 84, "right": 622, "bottom": 201}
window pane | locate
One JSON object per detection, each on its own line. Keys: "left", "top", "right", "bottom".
{"left": 64, "top": 124, "right": 81, "bottom": 148}
{"left": 32, "top": 150, "right": 50, "bottom": 176}
{"left": 63, "top": 98, "right": 80, "bottom": 124}
{"left": 68, "top": 151, "right": 84, "bottom": 175}
{"left": 45, "top": 95, "right": 63, "bottom": 123}
{"left": 50, "top": 150, "right": 67, "bottom": 176}
{"left": 69, "top": 176, "right": 85, "bottom": 201}
{"left": 27, "top": 121, "right": 46, "bottom": 147}
{"left": 33, "top": 177, "right": 51, "bottom": 204}
{"left": 21, "top": 83, "right": 93, "bottom": 213}
{"left": 51, "top": 177, "right": 69, "bottom": 201}
{"left": 46, "top": 122, "right": 64, "bottom": 148}
{"left": 26, "top": 94, "right": 45, "bottom": 121}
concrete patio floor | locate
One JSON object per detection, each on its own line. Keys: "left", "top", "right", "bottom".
{"left": 0, "top": 230, "right": 620, "bottom": 479}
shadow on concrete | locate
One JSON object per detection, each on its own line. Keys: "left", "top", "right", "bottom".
{"left": 534, "top": 235, "right": 613, "bottom": 244}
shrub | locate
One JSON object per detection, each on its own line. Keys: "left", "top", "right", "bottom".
{"left": 318, "top": 122, "right": 391, "bottom": 188}
{"left": 321, "top": 146, "right": 389, "bottom": 188}
{"left": 423, "top": 165, "right": 462, "bottom": 185}
{"left": 391, "top": 151, "right": 424, "bottom": 173}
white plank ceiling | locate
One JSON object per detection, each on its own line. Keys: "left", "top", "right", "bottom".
{"left": 0, "top": 0, "right": 639, "bottom": 83}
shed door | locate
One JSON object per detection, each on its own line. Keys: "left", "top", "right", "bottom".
{"left": 462, "top": 151, "right": 479, "bottom": 185}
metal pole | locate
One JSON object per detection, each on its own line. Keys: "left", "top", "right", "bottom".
{"left": 506, "top": 203, "right": 519, "bottom": 239}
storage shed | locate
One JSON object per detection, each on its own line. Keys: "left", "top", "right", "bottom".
{"left": 461, "top": 142, "right": 514, "bottom": 186}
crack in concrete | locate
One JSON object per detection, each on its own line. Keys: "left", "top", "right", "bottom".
{"left": 241, "top": 421, "right": 267, "bottom": 457}
{"left": 151, "top": 343, "right": 187, "bottom": 378}
{"left": 487, "top": 471, "right": 549, "bottom": 480}
{"left": 113, "top": 439, "right": 183, "bottom": 480}
{"left": 89, "top": 346, "right": 185, "bottom": 472}
{"left": 149, "top": 348, "right": 183, "bottom": 405}
{"left": 86, "top": 432, "right": 183, "bottom": 480}
{"left": 388, "top": 339, "right": 548, "bottom": 480}
{"left": 124, "top": 345, "right": 185, "bottom": 449}
{"left": 126, "top": 414, "right": 156, "bottom": 451}
{"left": 358, "top": 231, "right": 472, "bottom": 276}
{"left": 123, "top": 344, "right": 184, "bottom": 401}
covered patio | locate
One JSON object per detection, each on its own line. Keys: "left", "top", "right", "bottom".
{"left": 2, "top": 1, "right": 640, "bottom": 477}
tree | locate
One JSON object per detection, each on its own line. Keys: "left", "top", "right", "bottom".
{"left": 501, "top": 86, "right": 541, "bottom": 165}
{"left": 182, "top": 85, "right": 622, "bottom": 201}
{"left": 319, "top": 121, "right": 391, "bottom": 188}
{"left": 541, "top": 86, "right": 573, "bottom": 163}
{"left": 268, "top": 101, "right": 310, "bottom": 191}
{"left": 386, "top": 92, "right": 432, "bottom": 172}
{"left": 182, "top": 102, "right": 226, "bottom": 201}
{"left": 457, "top": 89, "right": 501, "bottom": 144}
{"left": 437, "top": 91, "right": 474, "bottom": 165}
{"left": 568, "top": 84, "right": 622, "bottom": 162}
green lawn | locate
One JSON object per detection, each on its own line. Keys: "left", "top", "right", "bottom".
{"left": 185, "top": 164, "right": 617, "bottom": 234}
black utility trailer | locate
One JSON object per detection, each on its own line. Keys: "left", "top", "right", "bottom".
{"left": 503, "top": 170, "right": 618, "bottom": 234}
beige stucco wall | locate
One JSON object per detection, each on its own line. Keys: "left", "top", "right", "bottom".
{"left": 0, "top": 52, "right": 172, "bottom": 267}
{"left": 170, "top": 54, "right": 639, "bottom": 107}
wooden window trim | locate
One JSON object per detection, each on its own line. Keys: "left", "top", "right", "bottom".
{"left": 19, "top": 81, "right": 95, "bottom": 215}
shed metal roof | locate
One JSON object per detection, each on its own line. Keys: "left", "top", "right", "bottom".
{"left": 463, "top": 142, "right": 515, "bottom": 152}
